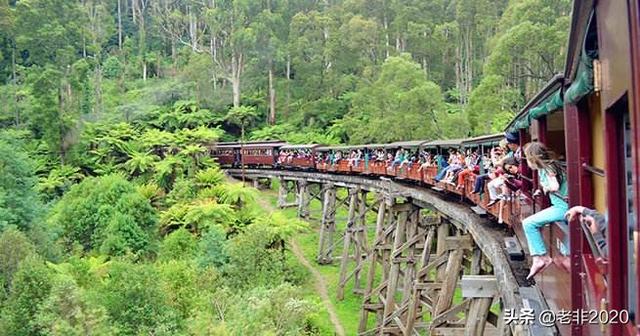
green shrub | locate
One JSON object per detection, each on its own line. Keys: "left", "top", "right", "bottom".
{"left": 96, "top": 261, "right": 179, "bottom": 335}
{"left": 34, "top": 274, "right": 113, "bottom": 335}
{"left": 49, "top": 174, "right": 157, "bottom": 255}
{"left": 0, "top": 227, "right": 36, "bottom": 292}
{"left": 0, "top": 255, "right": 52, "bottom": 336}
{"left": 158, "top": 228, "right": 198, "bottom": 262}
{"left": 0, "top": 140, "right": 40, "bottom": 230}
{"left": 196, "top": 225, "right": 228, "bottom": 268}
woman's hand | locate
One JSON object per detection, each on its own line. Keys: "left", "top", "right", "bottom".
{"left": 564, "top": 206, "right": 586, "bottom": 221}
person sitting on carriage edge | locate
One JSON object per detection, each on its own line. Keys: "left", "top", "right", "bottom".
{"left": 521, "top": 142, "right": 569, "bottom": 280}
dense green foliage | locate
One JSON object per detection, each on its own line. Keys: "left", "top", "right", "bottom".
{"left": 0, "top": 0, "right": 570, "bottom": 148}
{"left": 0, "top": 70, "right": 314, "bottom": 335}
{"left": 0, "top": 138, "right": 40, "bottom": 230}
{"left": 0, "top": 0, "right": 572, "bottom": 334}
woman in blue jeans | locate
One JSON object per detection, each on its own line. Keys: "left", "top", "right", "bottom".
{"left": 522, "top": 142, "right": 569, "bottom": 279}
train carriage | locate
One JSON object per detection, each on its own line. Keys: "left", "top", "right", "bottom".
{"left": 211, "top": 142, "right": 239, "bottom": 167}
{"left": 561, "top": 1, "right": 640, "bottom": 334}
{"left": 240, "top": 141, "right": 287, "bottom": 167}
{"left": 423, "top": 139, "right": 464, "bottom": 195}
{"left": 386, "top": 140, "right": 429, "bottom": 181}
{"left": 278, "top": 144, "right": 323, "bottom": 169}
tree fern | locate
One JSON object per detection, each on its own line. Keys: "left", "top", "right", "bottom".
{"left": 195, "top": 167, "right": 225, "bottom": 189}
{"left": 121, "top": 151, "right": 159, "bottom": 177}
{"left": 211, "top": 183, "right": 258, "bottom": 209}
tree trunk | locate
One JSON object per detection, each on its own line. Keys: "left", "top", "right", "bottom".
{"left": 117, "top": 0, "right": 122, "bottom": 50}
{"left": 12, "top": 45, "right": 18, "bottom": 127}
{"left": 268, "top": 62, "right": 276, "bottom": 125}
{"left": 189, "top": 6, "right": 197, "bottom": 51}
{"left": 143, "top": 61, "right": 147, "bottom": 81}
{"left": 231, "top": 52, "right": 242, "bottom": 107}
{"left": 131, "top": 0, "right": 137, "bottom": 24}
{"left": 286, "top": 54, "right": 291, "bottom": 117}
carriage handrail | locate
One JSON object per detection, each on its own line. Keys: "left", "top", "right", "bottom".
{"left": 581, "top": 163, "right": 605, "bottom": 177}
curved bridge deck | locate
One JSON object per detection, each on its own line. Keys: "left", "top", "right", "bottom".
{"left": 227, "top": 168, "right": 543, "bottom": 336}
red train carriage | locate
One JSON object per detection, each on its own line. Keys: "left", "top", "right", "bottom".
{"left": 423, "top": 139, "right": 464, "bottom": 195}
{"left": 387, "top": 140, "right": 429, "bottom": 181}
{"left": 279, "top": 144, "right": 323, "bottom": 169}
{"left": 241, "top": 141, "right": 286, "bottom": 167}
{"left": 211, "top": 142, "right": 239, "bottom": 167}
{"left": 561, "top": 1, "right": 640, "bottom": 334}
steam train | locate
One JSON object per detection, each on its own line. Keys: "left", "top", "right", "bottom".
{"left": 213, "top": 1, "right": 640, "bottom": 335}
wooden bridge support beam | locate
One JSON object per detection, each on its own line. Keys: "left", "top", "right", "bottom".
{"left": 297, "top": 180, "right": 310, "bottom": 219}
{"left": 277, "top": 177, "right": 299, "bottom": 208}
{"left": 317, "top": 183, "right": 337, "bottom": 264}
{"left": 337, "top": 189, "right": 378, "bottom": 299}
{"left": 337, "top": 187, "right": 360, "bottom": 300}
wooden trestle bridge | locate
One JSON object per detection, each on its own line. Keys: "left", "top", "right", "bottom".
{"left": 227, "top": 169, "right": 547, "bottom": 336}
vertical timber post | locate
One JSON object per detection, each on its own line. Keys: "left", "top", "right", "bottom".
{"left": 277, "top": 177, "right": 287, "bottom": 208}
{"left": 337, "top": 187, "right": 359, "bottom": 300}
{"left": 353, "top": 189, "right": 369, "bottom": 293}
{"left": 435, "top": 216, "right": 450, "bottom": 281}
{"left": 404, "top": 224, "right": 437, "bottom": 334}
{"left": 358, "top": 196, "right": 389, "bottom": 334}
{"left": 297, "top": 180, "right": 310, "bottom": 219}
{"left": 317, "top": 183, "right": 336, "bottom": 264}
{"left": 381, "top": 202, "right": 409, "bottom": 333}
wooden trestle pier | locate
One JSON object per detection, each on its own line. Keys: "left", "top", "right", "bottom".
{"left": 229, "top": 169, "right": 533, "bottom": 336}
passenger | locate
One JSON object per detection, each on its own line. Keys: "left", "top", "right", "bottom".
{"left": 456, "top": 151, "right": 480, "bottom": 190}
{"left": 521, "top": 142, "right": 569, "bottom": 280}
{"left": 504, "top": 131, "right": 522, "bottom": 160}
{"left": 390, "top": 148, "right": 405, "bottom": 169}
{"left": 333, "top": 151, "right": 343, "bottom": 165}
{"left": 351, "top": 149, "right": 363, "bottom": 167}
{"left": 442, "top": 151, "right": 464, "bottom": 184}
{"left": 434, "top": 149, "right": 455, "bottom": 181}
{"left": 502, "top": 157, "right": 523, "bottom": 194}
{"left": 565, "top": 206, "right": 608, "bottom": 257}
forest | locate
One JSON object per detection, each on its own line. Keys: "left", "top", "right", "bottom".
{"left": 0, "top": 0, "right": 571, "bottom": 335}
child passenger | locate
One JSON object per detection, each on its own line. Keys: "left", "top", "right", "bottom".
{"left": 521, "top": 142, "right": 569, "bottom": 279}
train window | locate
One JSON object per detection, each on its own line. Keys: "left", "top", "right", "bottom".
{"left": 546, "top": 111, "right": 566, "bottom": 160}
{"left": 623, "top": 112, "right": 637, "bottom": 321}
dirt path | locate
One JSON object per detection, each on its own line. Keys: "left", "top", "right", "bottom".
{"left": 253, "top": 192, "right": 346, "bottom": 336}
{"left": 289, "top": 238, "right": 346, "bottom": 336}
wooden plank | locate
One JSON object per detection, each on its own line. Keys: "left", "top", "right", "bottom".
{"left": 460, "top": 275, "right": 498, "bottom": 298}
{"left": 430, "top": 298, "right": 472, "bottom": 326}
{"left": 404, "top": 226, "right": 436, "bottom": 334}
{"left": 465, "top": 298, "right": 493, "bottom": 335}
{"left": 470, "top": 205, "right": 488, "bottom": 216}
{"left": 445, "top": 235, "right": 473, "bottom": 250}
{"left": 317, "top": 184, "right": 336, "bottom": 264}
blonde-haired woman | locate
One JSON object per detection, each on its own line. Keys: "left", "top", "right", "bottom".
{"left": 522, "top": 142, "right": 569, "bottom": 279}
